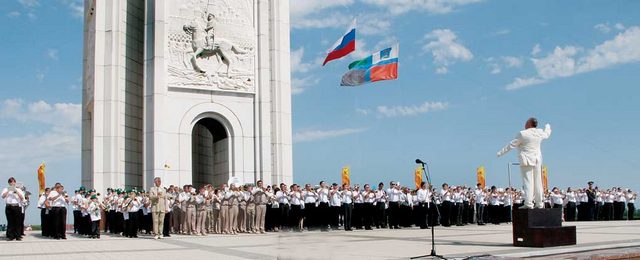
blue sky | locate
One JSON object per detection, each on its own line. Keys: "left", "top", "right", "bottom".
{"left": 1, "top": 0, "right": 640, "bottom": 224}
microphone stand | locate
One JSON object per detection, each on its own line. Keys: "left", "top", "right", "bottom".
{"left": 411, "top": 162, "right": 446, "bottom": 259}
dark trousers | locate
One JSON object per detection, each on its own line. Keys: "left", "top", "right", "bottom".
{"left": 318, "top": 202, "right": 329, "bottom": 230}
{"left": 418, "top": 203, "right": 429, "bottom": 228}
{"left": 342, "top": 203, "right": 353, "bottom": 230}
{"left": 290, "top": 204, "right": 303, "bottom": 230}
{"left": 603, "top": 203, "right": 613, "bottom": 220}
{"left": 503, "top": 205, "right": 512, "bottom": 223}
{"left": 91, "top": 220, "right": 100, "bottom": 238}
{"left": 5, "top": 205, "right": 21, "bottom": 239}
{"left": 566, "top": 202, "right": 576, "bottom": 221}
{"left": 476, "top": 203, "right": 485, "bottom": 224}
{"left": 163, "top": 212, "right": 171, "bottom": 236}
{"left": 388, "top": 202, "right": 400, "bottom": 228}
{"left": 375, "top": 202, "right": 387, "bottom": 228}
{"left": 51, "top": 207, "right": 67, "bottom": 239}
{"left": 363, "top": 203, "right": 374, "bottom": 229}
{"left": 304, "top": 203, "right": 316, "bottom": 229}
{"left": 126, "top": 212, "right": 138, "bottom": 238}
{"left": 587, "top": 203, "right": 595, "bottom": 221}
{"left": 489, "top": 205, "right": 500, "bottom": 224}
{"left": 330, "top": 206, "right": 341, "bottom": 229}
{"left": 40, "top": 208, "right": 49, "bottom": 237}
{"left": 628, "top": 203, "right": 635, "bottom": 220}
{"left": 73, "top": 210, "right": 81, "bottom": 233}
{"left": 440, "top": 201, "right": 452, "bottom": 226}
{"left": 595, "top": 203, "right": 602, "bottom": 220}
{"left": 352, "top": 203, "right": 362, "bottom": 229}
{"left": 280, "top": 204, "right": 290, "bottom": 229}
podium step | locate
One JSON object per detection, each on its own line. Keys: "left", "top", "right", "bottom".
{"left": 513, "top": 226, "right": 577, "bottom": 247}
{"left": 513, "top": 208, "right": 562, "bottom": 227}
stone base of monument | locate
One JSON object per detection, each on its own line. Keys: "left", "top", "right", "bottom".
{"left": 512, "top": 208, "right": 576, "bottom": 247}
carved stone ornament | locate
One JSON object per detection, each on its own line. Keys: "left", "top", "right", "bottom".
{"left": 167, "top": 0, "right": 255, "bottom": 92}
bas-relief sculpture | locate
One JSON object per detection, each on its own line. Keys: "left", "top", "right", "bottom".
{"left": 168, "top": 0, "right": 255, "bottom": 92}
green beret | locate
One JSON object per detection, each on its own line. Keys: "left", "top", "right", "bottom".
{"left": 90, "top": 195, "right": 98, "bottom": 200}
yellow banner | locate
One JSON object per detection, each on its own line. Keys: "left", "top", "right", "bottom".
{"left": 477, "top": 166, "right": 485, "bottom": 189}
{"left": 542, "top": 165, "right": 548, "bottom": 191}
{"left": 414, "top": 166, "right": 423, "bottom": 189}
{"left": 37, "top": 162, "right": 46, "bottom": 194}
{"left": 341, "top": 166, "right": 350, "bottom": 186}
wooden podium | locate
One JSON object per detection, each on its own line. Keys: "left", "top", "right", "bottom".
{"left": 512, "top": 208, "right": 576, "bottom": 247}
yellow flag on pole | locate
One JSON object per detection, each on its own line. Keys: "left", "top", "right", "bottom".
{"left": 476, "top": 166, "right": 485, "bottom": 189}
{"left": 542, "top": 165, "right": 549, "bottom": 191}
{"left": 37, "top": 162, "right": 46, "bottom": 194}
{"left": 342, "top": 166, "right": 350, "bottom": 186}
{"left": 414, "top": 166, "right": 423, "bottom": 189}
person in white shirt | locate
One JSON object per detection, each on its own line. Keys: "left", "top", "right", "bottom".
{"left": 341, "top": 184, "right": 354, "bottom": 231}
{"left": 352, "top": 185, "right": 364, "bottom": 229}
{"left": 565, "top": 188, "right": 577, "bottom": 221}
{"left": 362, "top": 184, "right": 376, "bottom": 230}
{"left": 387, "top": 181, "right": 402, "bottom": 229}
{"left": 276, "top": 183, "right": 290, "bottom": 231}
{"left": 374, "top": 182, "right": 387, "bottom": 228}
{"left": 88, "top": 195, "right": 103, "bottom": 239}
{"left": 627, "top": 190, "right": 636, "bottom": 221}
{"left": 329, "top": 183, "right": 342, "bottom": 230}
{"left": 474, "top": 183, "right": 486, "bottom": 225}
{"left": 498, "top": 117, "right": 552, "bottom": 209}
{"left": 550, "top": 187, "right": 563, "bottom": 209}
{"left": 289, "top": 184, "right": 304, "bottom": 231}
{"left": 47, "top": 183, "right": 69, "bottom": 240}
{"left": 37, "top": 188, "right": 51, "bottom": 237}
{"left": 488, "top": 186, "right": 502, "bottom": 225}
{"left": 416, "top": 182, "right": 430, "bottom": 229}
{"left": 316, "top": 181, "right": 330, "bottom": 231}
{"left": 2, "top": 177, "right": 25, "bottom": 241}
{"left": 440, "top": 183, "right": 452, "bottom": 227}
{"left": 125, "top": 190, "right": 141, "bottom": 238}
{"left": 302, "top": 184, "right": 317, "bottom": 230}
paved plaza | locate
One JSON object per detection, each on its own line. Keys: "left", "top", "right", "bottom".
{"left": 1, "top": 221, "right": 639, "bottom": 259}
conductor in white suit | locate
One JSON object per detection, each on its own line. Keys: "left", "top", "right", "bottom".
{"left": 497, "top": 118, "right": 551, "bottom": 209}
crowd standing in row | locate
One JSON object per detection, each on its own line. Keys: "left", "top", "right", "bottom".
{"left": 2, "top": 177, "right": 638, "bottom": 241}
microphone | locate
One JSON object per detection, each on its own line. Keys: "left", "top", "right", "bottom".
{"left": 415, "top": 159, "right": 426, "bottom": 165}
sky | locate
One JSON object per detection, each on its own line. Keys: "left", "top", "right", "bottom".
{"left": 1, "top": 0, "right": 639, "bottom": 224}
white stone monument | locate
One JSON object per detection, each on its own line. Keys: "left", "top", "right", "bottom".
{"left": 81, "top": 0, "right": 292, "bottom": 193}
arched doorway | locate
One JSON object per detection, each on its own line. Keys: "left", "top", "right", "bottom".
{"left": 192, "top": 118, "right": 229, "bottom": 189}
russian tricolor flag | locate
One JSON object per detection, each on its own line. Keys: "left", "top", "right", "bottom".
{"left": 323, "top": 19, "right": 356, "bottom": 66}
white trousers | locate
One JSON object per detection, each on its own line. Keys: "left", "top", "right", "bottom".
{"left": 521, "top": 164, "right": 544, "bottom": 208}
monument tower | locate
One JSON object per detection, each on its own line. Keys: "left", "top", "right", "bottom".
{"left": 81, "top": 0, "right": 293, "bottom": 193}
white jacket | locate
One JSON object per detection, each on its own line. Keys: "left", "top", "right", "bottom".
{"left": 498, "top": 124, "right": 551, "bottom": 166}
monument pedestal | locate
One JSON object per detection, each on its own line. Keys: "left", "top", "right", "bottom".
{"left": 512, "top": 208, "right": 576, "bottom": 247}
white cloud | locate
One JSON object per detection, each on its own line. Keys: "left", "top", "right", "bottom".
{"left": 293, "top": 128, "right": 366, "bottom": 143}
{"left": 356, "top": 108, "right": 371, "bottom": 115}
{"left": 594, "top": 23, "right": 611, "bottom": 34}
{"left": 290, "top": 47, "right": 313, "bottom": 74}
{"left": 58, "top": 0, "right": 83, "bottom": 18}
{"left": 46, "top": 49, "right": 59, "bottom": 60}
{"left": 376, "top": 101, "right": 449, "bottom": 118}
{"left": 492, "top": 29, "right": 510, "bottom": 36}
{"left": 361, "top": 0, "right": 482, "bottom": 15}
{"left": 487, "top": 56, "right": 523, "bottom": 74}
{"left": 531, "top": 44, "right": 541, "bottom": 56}
{"left": 7, "top": 11, "right": 21, "bottom": 18}
{"left": 502, "top": 56, "right": 523, "bottom": 68}
{"left": 359, "top": 18, "right": 392, "bottom": 36}
{"left": 506, "top": 26, "right": 640, "bottom": 90}
{"left": 18, "top": 0, "right": 40, "bottom": 8}
{"left": 0, "top": 99, "right": 81, "bottom": 173}
{"left": 435, "top": 67, "right": 449, "bottom": 74}
{"left": 423, "top": 29, "right": 473, "bottom": 73}
{"left": 615, "top": 23, "right": 625, "bottom": 31}
{"left": 0, "top": 99, "right": 81, "bottom": 127}
{"left": 290, "top": 1, "right": 354, "bottom": 29}
{"left": 505, "top": 77, "right": 546, "bottom": 90}
{"left": 291, "top": 76, "right": 320, "bottom": 95}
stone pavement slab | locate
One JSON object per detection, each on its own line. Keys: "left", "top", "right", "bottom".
{"left": 1, "top": 221, "right": 639, "bottom": 259}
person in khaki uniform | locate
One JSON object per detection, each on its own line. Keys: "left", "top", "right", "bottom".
{"left": 149, "top": 177, "right": 169, "bottom": 239}
{"left": 170, "top": 187, "right": 182, "bottom": 234}
{"left": 252, "top": 180, "right": 268, "bottom": 233}
{"left": 195, "top": 187, "right": 207, "bottom": 236}
{"left": 227, "top": 184, "right": 240, "bottom": 235}
{"left": 185, "top": 185, "right": 197, "bottom": 235}
{"left": 245, "top": 184, "right": 256, "bottom": 233}
{"left": 237, "top": 185, "right": 247, "bottom": 233}
{"left": 204, "top": 185, "right": 214, "bottom": 233}
{"left": 219, "top": 184, "right": 230, "bottom": 234}
{"left": 179, "top": 186, "right": 190, "bottom": 234}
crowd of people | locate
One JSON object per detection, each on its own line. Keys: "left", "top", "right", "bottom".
{"left": 2, "top": 176, "right": 638, "bottom": 241}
